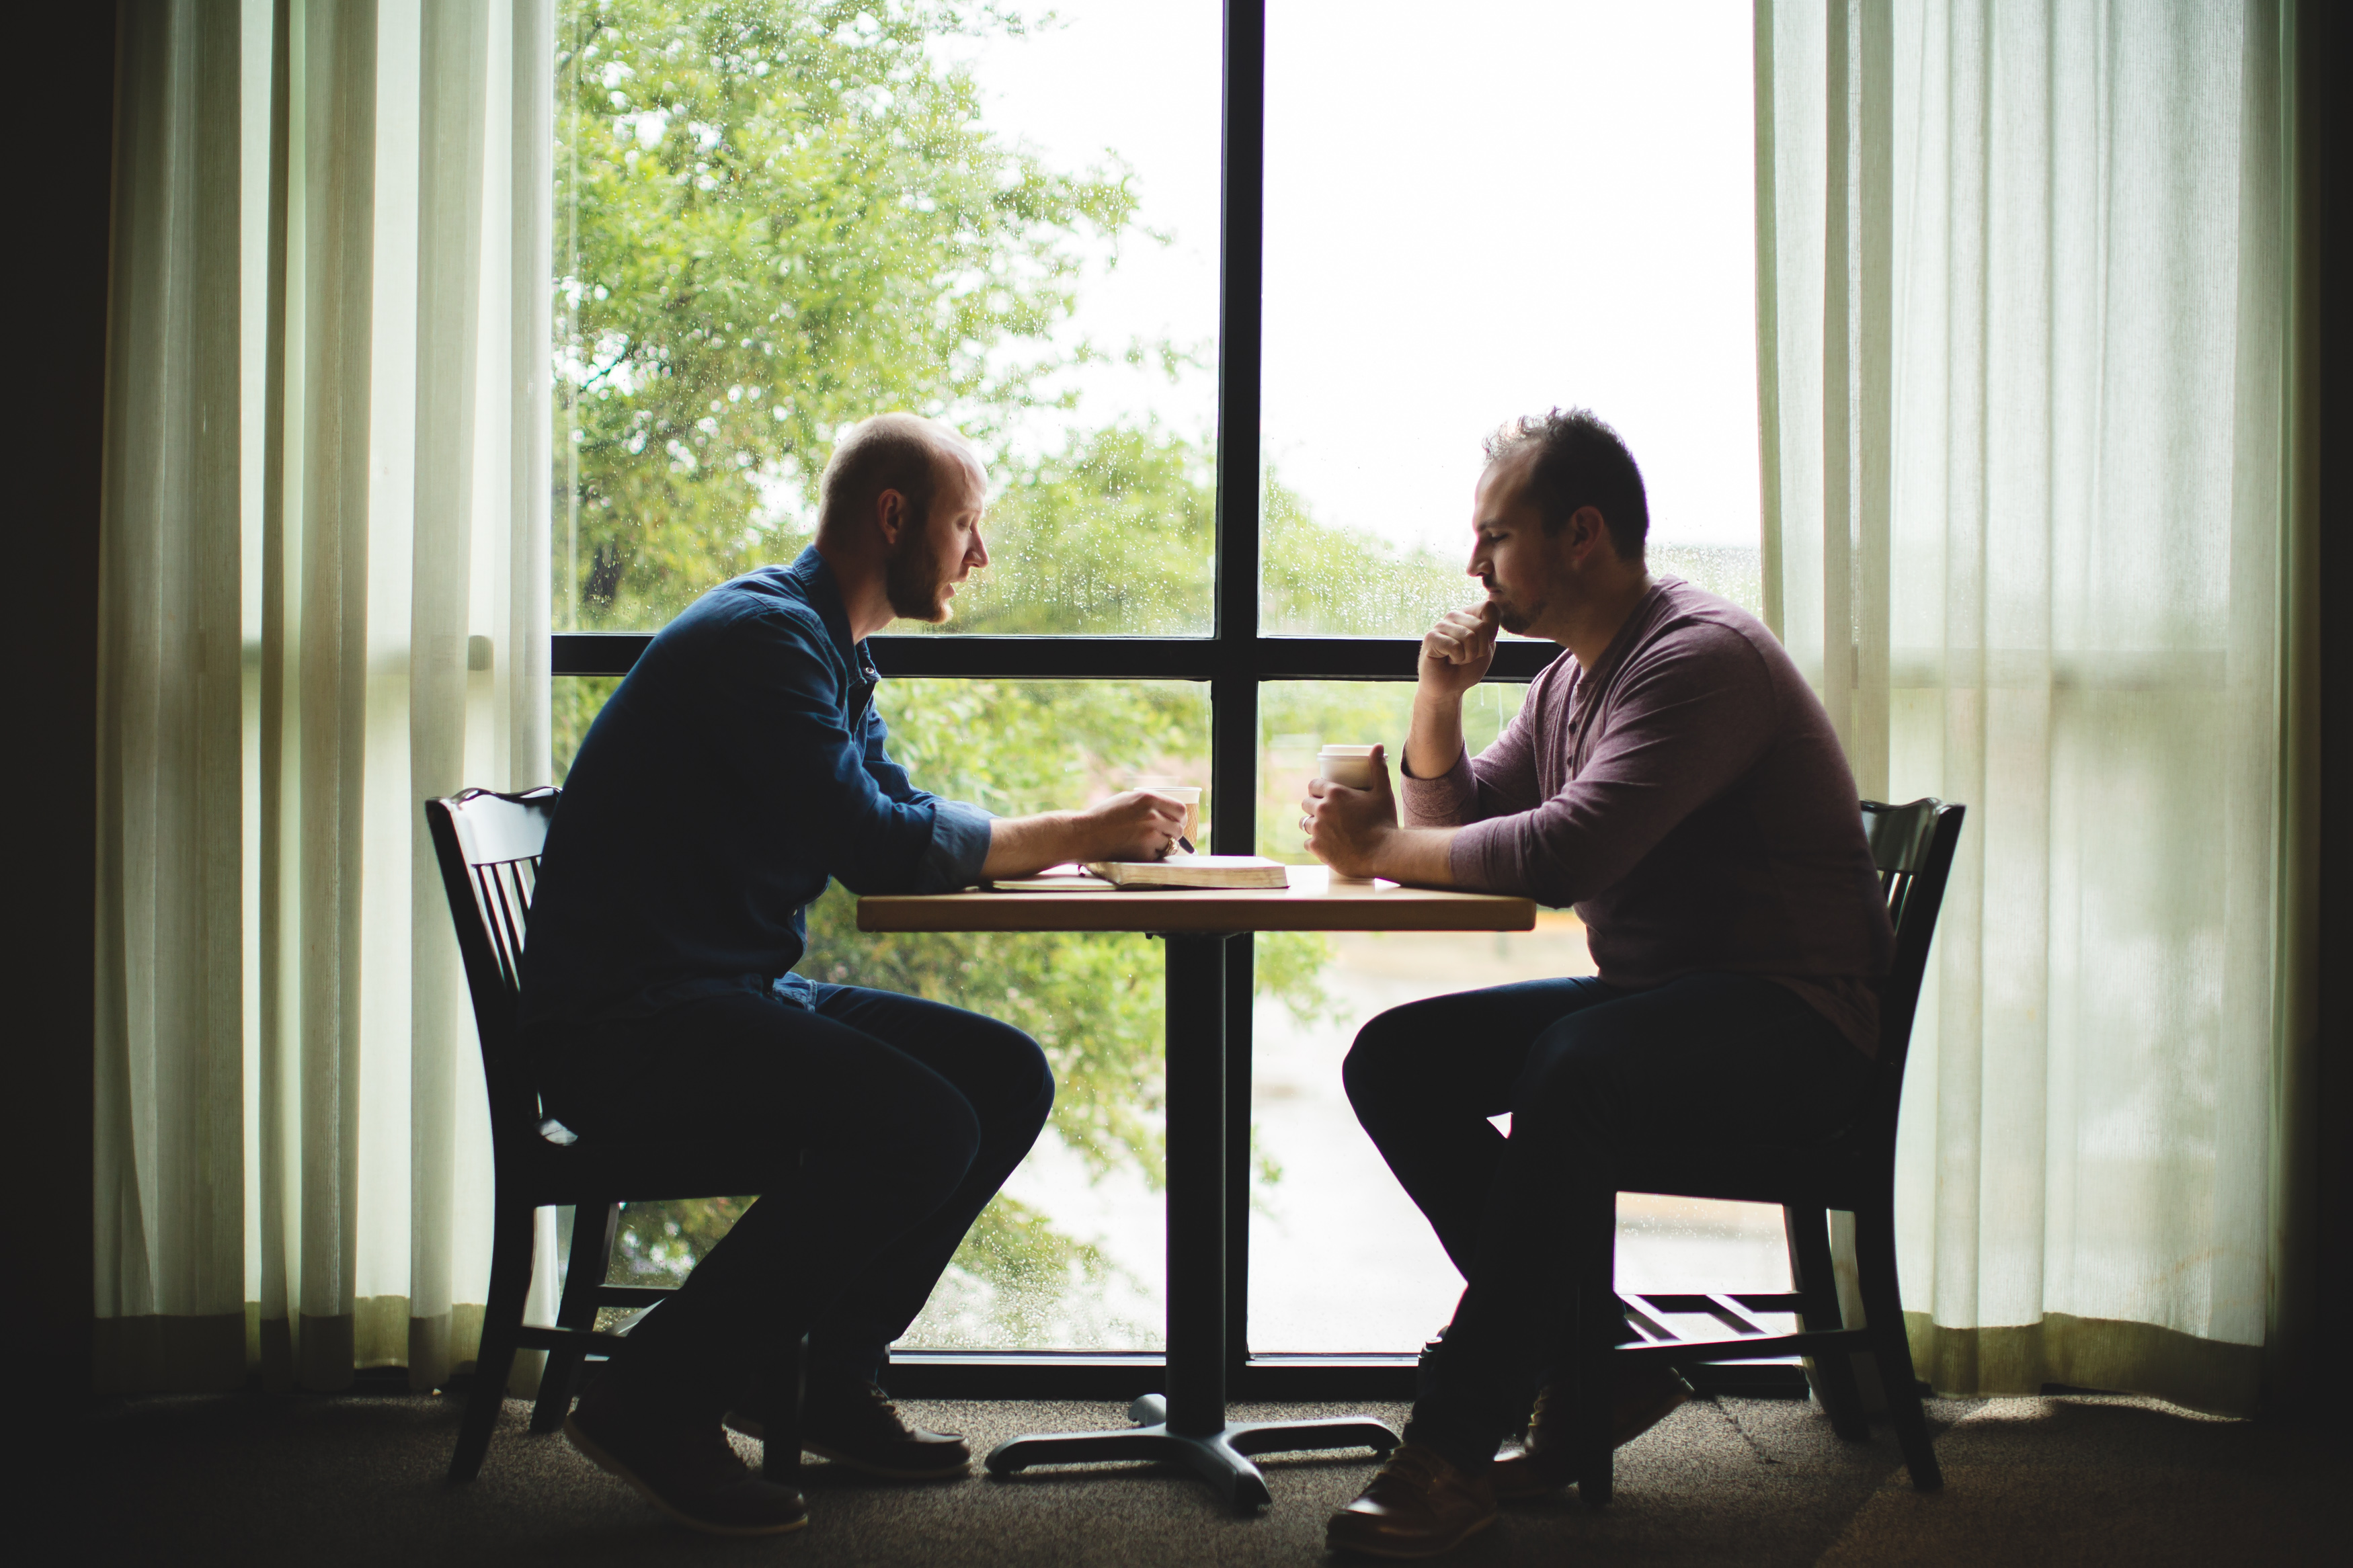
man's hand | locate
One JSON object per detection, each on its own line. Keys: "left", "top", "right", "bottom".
{"left": 1419, "top": 601, "right": 1501, "bottom": 698}
{"left": 1300, "top": 745, "right": 1461, "bottom": 884}
{"left": 1302, "top": 746, "right": 1400, "bottom": 878}
{"left": 1080, "top": 790, "right": 1191, "bottom": 862}
{"left": 982, "top": 790, "right": 1187, "bottom": 879}
{"left": 1405, "top": 602, "right": 1499, "bottom": 782}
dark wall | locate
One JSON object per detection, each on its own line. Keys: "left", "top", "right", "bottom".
{"left": 9, "top": 5, "right": 112, "bottom": 1411}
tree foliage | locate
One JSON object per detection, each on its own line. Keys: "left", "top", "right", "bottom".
{"left": 561, "top": 0, "right": 1135, "bottom": 625}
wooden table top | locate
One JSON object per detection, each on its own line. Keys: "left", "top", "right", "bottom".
{"left": 857, "top": 863, "right": 1537, "bottom": 936}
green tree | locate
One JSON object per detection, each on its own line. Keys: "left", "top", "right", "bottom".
{"left": 560, "top": 0, "right": 1135, "bottom": 626}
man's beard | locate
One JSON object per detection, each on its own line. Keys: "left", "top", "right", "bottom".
{"left": 885, "top": 512, "right": 953, "bottom": 622}
{"left": 1482, "top": 581, "right": 1536, "bottom": 635}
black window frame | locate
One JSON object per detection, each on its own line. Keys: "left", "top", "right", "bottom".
{"left": 547, "top": 1, "right": 1743, "bottom": 1404}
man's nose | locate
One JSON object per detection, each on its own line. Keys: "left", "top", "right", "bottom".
{"left": 969, "top": 530, "right": 990, "bottom": 569}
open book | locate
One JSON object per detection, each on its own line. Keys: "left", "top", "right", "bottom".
{"left": 984, "top": 870, "right": 1119, "bottom": 893}
{"left": 1082, "top": 854, "right": 1290, "bottom": 890}
{"left": 986, "top": 855, "right": 1291, "bottom": 893}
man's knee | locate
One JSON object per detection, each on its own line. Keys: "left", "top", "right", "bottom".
{"left": 1343, "top": 1001, "right": 1433, "bottom": 1126}
{"left": 959, "top": 1014, "right": 1055, "bottom": 1134}
{"left": 1006, "top": 1026, "right": 1055, "bottom": 1127}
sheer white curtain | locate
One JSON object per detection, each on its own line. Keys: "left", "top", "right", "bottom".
{"left": 95, "top": 0, "right": 556, "bottom": 1394}
{"left": 1757, "top": 0, "right": 2311, "bottom": 1413}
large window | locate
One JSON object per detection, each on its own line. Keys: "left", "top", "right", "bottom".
{"left": 553, "top": 0, "right": 1786, "bottom": 1385}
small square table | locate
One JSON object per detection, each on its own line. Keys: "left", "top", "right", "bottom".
{"left": 858, "top": 865, "right": 1537, "bottom": 1510}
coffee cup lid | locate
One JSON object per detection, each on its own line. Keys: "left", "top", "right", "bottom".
{"left": 1317, "top": 744, "right": 1379, "bottom": 757}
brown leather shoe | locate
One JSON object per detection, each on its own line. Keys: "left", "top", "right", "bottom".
{"left": 1489, "top": 1364, "right": 1694, "bottom": 1500}
{"left": 1326, "top": 1442, "right": 1499, "bottom": 1559}
{"left": 566, "top": 1375, "right": 808, "bottom": 1537}
{"left": 727, "top": 1379, "right": 971, "bottom": 1481}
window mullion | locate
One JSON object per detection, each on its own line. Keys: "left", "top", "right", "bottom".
{"left": 1214, "top": 0, "right": 1268, "bottom": 1374}
{"left": 1212, "top": 0, "right": 1265, "bottom": 665}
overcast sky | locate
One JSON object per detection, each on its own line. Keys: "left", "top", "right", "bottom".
{"left": 943, "top": 0, "right": 1761, "bottom": 555}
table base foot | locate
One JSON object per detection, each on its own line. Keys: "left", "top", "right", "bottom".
{"left": 983, "top": 1394, "right": 1399, "bottom": 1513}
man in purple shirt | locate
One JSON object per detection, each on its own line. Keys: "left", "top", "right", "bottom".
{"left": 1303, "top": 409, "right": 1890, "bottom": 1559}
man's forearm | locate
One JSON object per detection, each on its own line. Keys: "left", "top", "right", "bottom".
{"left": 982, "top": 812, "right": 1096, "bottom": 878}
{"left": 982, "top": 790, "right": 1187, "bottom": 877}
{"left": 1404, "top": 679, "right": 1468, "bottom": 782}
{"left": 1362, "top": 824, "right": 1461, "bottom": 886}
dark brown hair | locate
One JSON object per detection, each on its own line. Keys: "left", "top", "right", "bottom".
{"left": 1482, "top": 407, "right": 1648, "bottom": 561}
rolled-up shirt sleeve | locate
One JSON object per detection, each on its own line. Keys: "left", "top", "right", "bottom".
{"left": 715, "top": 610, "right": 996, "bottom": 895}
{"left": 1398, "top": 749, "right": 1482, "bottom": 825}
{"left": 1449, "top": 631, "right": 1778, "bottom": 906}
{"left": 854, "top": 690, "right": 996, "bottom": 891}
{"left": 914, "top": 798, "right": 995, "bottom": 890}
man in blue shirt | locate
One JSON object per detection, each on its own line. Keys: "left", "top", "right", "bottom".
{"left": 520, "top": 413, "right": 1185, "bottom": 1537}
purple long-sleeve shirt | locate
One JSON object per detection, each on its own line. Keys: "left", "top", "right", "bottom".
{"left": 1400, "top": 577, "right": 1893, "bottom": 1056}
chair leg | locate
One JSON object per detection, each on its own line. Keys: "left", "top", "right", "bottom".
{"left": 762, "top": 1332, "right": 807, "bottom": 1487}
{"left": 531, "top": 1203, "right": 619, "bottom": 1434}
{"left": 450, "top": 1196, "right": 537, "bottom": 1483}
{"left": 1574, "top": 1186, "right": 1617, "bottom": 1510}
{"left": 1854, "top": 1200, "right": 1941, "bottom": 1491}
{"left": 1784, "top": 1204, "right": 1868, "bottom": 1440}
{"left": 760, "top": 1162, "right": 806, "bottom": 1487}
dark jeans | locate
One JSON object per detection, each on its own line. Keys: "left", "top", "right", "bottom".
{"left": 1343, "top": 971, "right": 1875, "bottom": 1470}
{"left": 539, "top": 983, "right": 1054, "bottom": 1410}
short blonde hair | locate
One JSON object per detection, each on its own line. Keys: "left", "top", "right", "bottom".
{"left": 816, "top": 413, "right": 982, "bottom": 537}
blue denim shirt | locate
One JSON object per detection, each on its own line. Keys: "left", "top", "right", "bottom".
{"left": 518, "top": 548, "right": 994, "bottom": 1035}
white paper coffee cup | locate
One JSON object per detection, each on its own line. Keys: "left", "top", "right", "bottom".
{"left": 1317, "top": 745, "right": 1380, "bottom": 790}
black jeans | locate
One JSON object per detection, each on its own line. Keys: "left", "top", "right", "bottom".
{"left": 539, "top": 983, "right": 1055, "bottom": 1410}
{"left": 1343, "top": 970, "right": 1875, "bottom": 1469}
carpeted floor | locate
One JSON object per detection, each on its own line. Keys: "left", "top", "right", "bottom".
{"left": 52, "top": 1388, "right": 2349, "bottom": 1566}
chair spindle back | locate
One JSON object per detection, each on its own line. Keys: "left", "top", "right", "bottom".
{"left": 426, "top": 787, "right": 561, "bottom": 1149}
{"left": 1857, "top": 797, "right": 1966, "bottom": 1142}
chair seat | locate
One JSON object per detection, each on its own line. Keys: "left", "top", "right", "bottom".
{"left": 510, "top": 1131, "right": 776, "bottom": 1208}
{"left": 1601, "top": 1135, "right": 1884, "bottom": 1211}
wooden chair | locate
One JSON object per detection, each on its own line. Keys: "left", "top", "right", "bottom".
{"left": 1566, "top": 796, "right": 1965, "bottom": 1507}
{"left": 428, "top": 786, "right": 799, "bottom": 1485}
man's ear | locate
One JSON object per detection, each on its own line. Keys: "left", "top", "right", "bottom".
{"left": 873, "top": 486, "right": 910, "bottom": 547}
{"left": 1566, "top": 505, "right": 1610, "bottom": 564}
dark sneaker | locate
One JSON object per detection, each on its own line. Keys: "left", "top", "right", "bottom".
{"left": 1489, "top": 1364, "right": 1693, "bottom": 1501}
{"left": 1326, "top": 1442, "right": 1499, "bottom": 1559}
{"left": 727, "top": 1379, "right": 971, "bottom": 1481}
{"left": 566, "top": 1377, "right": 808, "bottom": 1537}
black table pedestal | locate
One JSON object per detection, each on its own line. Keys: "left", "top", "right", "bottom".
{"left": 985, "top": 1393, "right": 1401, "bottom": 1512}
{"left": 984, "top": 934, "right": 1400, "bottom": 1511}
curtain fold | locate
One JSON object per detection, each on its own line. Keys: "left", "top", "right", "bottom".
{"left": 94, "top": 0, "right": 249, "bottom": 1395}
{"left": 96, "top": 0, "right": 556, "bottom": 1396}
{"left": 1759, "top": 0, "right": 2311, "bottom": 1415}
